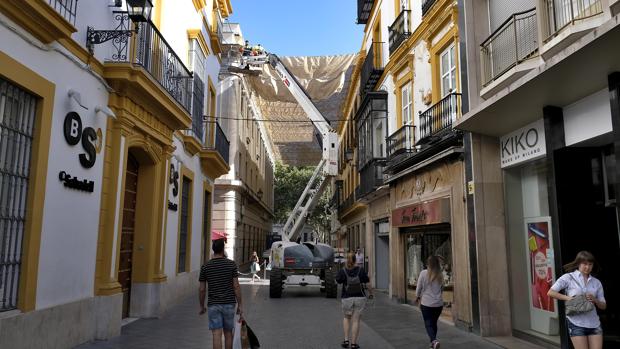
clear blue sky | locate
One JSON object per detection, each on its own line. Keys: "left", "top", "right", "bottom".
{"left": 228, "top": 0, "right": 363, "bottom": 57}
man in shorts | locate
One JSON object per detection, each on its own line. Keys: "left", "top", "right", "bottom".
{"left": 199, "top": 238, "right": 243, "bottom": 349}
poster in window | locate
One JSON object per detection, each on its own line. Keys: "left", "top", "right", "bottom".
{"left": 525, "top": 217, "right": 555, "bottom": 312}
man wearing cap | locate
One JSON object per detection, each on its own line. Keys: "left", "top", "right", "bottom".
{"left": 199, "top": 237, "right": 243, "bottom": 349}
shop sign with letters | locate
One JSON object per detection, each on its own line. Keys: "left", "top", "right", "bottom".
{"left": 500, "top": 119, "right": 546, "bottom": 168}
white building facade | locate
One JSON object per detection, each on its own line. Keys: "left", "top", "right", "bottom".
{"left": 0, "top": 0, "right": 233, "bottom": 348}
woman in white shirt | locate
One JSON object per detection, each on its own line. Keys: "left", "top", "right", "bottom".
{"left": 416, "top": 255, "right": 444, "bottom": 349}
{"left": 548, "top": 251, "right": 606, "bottom": 349}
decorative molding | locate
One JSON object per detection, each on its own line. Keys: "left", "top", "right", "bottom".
{"left": 103, "top": 63, "right": 192, "bottom": 133}
{"left": 200, "top": 149, "right": 230, "bottom": 179}
{"left": 187, "top": 28, "right": 211, "bottom": 56}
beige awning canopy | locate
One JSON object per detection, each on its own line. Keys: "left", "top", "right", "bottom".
{"left": 247, "top": 54, "right": 357, "bottom": 166}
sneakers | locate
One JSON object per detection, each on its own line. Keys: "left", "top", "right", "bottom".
{"left": 431, "top": 340, "right": 441, "bottom": 349}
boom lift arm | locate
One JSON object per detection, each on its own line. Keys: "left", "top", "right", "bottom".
{"left": 239, "top": 53, "right": 339, "bottom": 242}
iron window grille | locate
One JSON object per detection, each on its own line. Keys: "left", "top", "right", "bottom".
{"left": 48, "top": 0, "right": 78, "bottom": 25}
{"left": 0, "top": 78, "right": 36, "bottom": 312}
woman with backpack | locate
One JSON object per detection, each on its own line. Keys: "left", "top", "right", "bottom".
{"left": 415, "top": 255, "right": 444, "bottom": 349}
{"left": 547, "top": 251, "right": 606, "bottom": 349}
{"left": 336, "top": 252, "right": 373, "bottom": 349}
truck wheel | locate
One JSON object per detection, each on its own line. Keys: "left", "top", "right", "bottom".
{"left": 269, "top": 269, "right": 283, "bottom": 298}
{"left": 325, "top": 268, "right": 337, "bottom": 298}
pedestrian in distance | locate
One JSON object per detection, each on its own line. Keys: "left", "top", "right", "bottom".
{"left": 250, "top": 251, "right": 261, "bottom": 282}
{"left": 355, "top": 247, "right": 364, "bottom": 268}
{"left": 337, "top": 252, "right": 374, "bottom": 349}
{"left": 548, "top": 251, "right": 606, "bottom": 349}
{"left": 415, "top": 255, "right": 444, "bottom": 349}
{"left": 199, "top": 238, "right": 244, "bottom": 349}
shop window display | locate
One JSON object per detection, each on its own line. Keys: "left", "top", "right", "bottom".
{"left": 405, "top": 230, "right": 452, "bottom": 289}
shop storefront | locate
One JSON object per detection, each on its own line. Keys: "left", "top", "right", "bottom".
{"left": 501, "top": 119, "right": 561, "bottom": 344}
{"left": 388, "top": 156, "right": 473, "bottom": 328}
{"left": 393, "top": 198, "right": 454, "bottom": 318}
{"left": 500, "top": 88, "right": 620, "bottom": 347}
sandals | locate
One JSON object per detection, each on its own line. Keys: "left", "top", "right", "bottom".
{"left": 341, "top": 339, "right": 360, "bottom": 348}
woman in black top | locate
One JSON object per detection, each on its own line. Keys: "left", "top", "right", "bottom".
{"left": 336, "top": 252, "right": 374, "bottom": 349}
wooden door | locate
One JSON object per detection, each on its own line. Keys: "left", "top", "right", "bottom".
{"left": 119, "top": 154, "right": 139, "bottom": 318}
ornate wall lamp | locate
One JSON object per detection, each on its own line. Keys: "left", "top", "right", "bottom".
{"left": 86, "top": 0, "right": 153, "bottom": 55}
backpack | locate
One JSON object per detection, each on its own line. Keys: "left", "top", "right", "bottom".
{"left": 345, "top": 267, "right": 363, "bottom": 295}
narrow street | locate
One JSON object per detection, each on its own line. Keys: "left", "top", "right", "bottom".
{"left": 75, "top": 278, "right": 501, "bottom": 349}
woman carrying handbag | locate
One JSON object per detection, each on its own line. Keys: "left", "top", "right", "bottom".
{"left": 548, "top": 251, "right": 606, "bottom": 349}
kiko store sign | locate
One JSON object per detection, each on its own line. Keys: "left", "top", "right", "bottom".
{"left": 500, "top": 119, "right": 546, "bottom": 168}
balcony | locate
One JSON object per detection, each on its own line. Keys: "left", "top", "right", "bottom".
{"left": 542, "top": 0, "right": 603, "bottom": 41}
{"left": 357, "top": 0, "right": 375, "bottom": 24}
{"left": 213, "top": 121, "right": 230, "bottom": 165}
{"left": 389, "top": 10, "right": 411, "bottom": 55}
{"left": 387, "top": 124, "right": 416, "bottom": 162}
{"left": 103, "top": 17, "right": 193, "bottom": 114}
{"left": 339, "top": 193, "right": 355, "bottom": 214}
{"left": 422, "top": 0, "right": 437, "bottom": 16}
{"left": 0, "top": 0, "right": 78, "bottom": 44}
{"left": 418, "top": 93, "right": 462, "bottom": 144}
{"left": 199, "top": 119, "right": 230, "bottom": 178}
{"left": 357, "top": 159, "right": 386, "bottom": 199}
{"left": 480, "top": 9, "right": 538, "bottom": 88}
{"left": 360, "top": 42, "right": 385, "bottom": 96}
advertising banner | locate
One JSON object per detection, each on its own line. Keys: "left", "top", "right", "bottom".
{"left": 525, "top": 217, "right": 555, "bottom": 312}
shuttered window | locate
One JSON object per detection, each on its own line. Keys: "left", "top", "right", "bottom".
{"left": 489, "top": 0, "right": 537, "bottom": 32}
{"left": 178, "top": 177, "right": 191, "bottom": 273}
{"left": 0, "top": 78, "right": 36, "bottom": 312}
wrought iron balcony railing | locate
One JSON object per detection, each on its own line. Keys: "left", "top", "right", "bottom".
{"left": 422, "top": 0, "right": 437, "bottom": 16}
{"left": 418, "top": 93, "right": 462, "bottom": 143}
{"left": 213, "top": 121, "right": 230, "bottom": 165}
{"left": 105, "top": 15, "right": 193, "bottom": 113}
{"left": 387, "top": 125, "right": 416, "bottom": 161}
{"left": 48, "top": 0, "right": 78, "bottom": 25}
{"left": 357, "top": 0, "right": 375, "bottom": 24}
{"left": 389, "top": 10, "right": 411, "bottom": 55}
{"left": 480, "top": 9, "right": 538, "bottom": 87}
{"left": 542, "top": 0, "right": 602, "bottom": 41}
{"left": 339, "top": 192, "right": 355, "bottom": 214}
{"left": 360, "top": 42, "right": 385, "bottom": 96}
{"left": 358, "top": 159, "right": 386, "bottom": 199}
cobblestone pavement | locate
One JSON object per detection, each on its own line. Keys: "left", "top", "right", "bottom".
{"left": 75, "top": 278, "right": 502, "bottom": 349}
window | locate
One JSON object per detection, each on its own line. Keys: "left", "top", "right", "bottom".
{"left": 440, "top": 44, "right": 457, "bottom": 97}
{"left": 401, "top": 83, "right": 412, "bottom": 125}
{"left": 0, "top": 78, "right": 36, "bottom": 312}
{"left": 178, "top": 176, "right": 192, "bottom": 273}
{"left": 405, "top": 229, "right": 452, "bottom": 289}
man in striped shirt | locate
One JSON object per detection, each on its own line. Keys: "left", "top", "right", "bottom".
{"left": 199, "top": 238, "right": 243, "bottom": 349}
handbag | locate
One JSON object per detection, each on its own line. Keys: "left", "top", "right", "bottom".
{"left": 565, "top": 274, "right": 595, "bottom": 316}
{"left": 255, "top": 262, "right": 261, "bottom": 272}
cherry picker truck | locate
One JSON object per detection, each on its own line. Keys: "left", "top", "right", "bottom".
{"left": 229, "top": 49, "right": 340, "bottom": 298}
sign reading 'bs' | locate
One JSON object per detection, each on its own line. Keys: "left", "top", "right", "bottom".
{"left": 60, "top": 112, "right": 97, "bottom": 193}
{"left": 500, "top": 119, "right": 546, "bottom": 168}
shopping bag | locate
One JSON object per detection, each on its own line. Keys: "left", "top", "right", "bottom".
{"left": 245, "top": 322, "right": 261, "bottom": 348}
{"left": 232, "top": 316, "right": 252, "bottom": 349}
{"left": 232, "top": 316, "right": 243, "bottom": 349}
{"left": 255, "top": 263, "right": 261, "bottom": 272}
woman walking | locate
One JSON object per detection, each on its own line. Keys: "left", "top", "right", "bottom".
{"left": 548, "top": 251, "right": 606, "bottom": 349}
{"left": 416, "top": 256, "right": 444, "bottom": 349}
{"left": 250, "top": 251, "right": 261, "bottom": 282}
{"left": 336, "top": 252, "right": 373, "bottom": 349}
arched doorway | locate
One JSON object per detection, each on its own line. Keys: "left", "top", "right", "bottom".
{"left": 119, "top": 153, "right": 139, "bottom": 318}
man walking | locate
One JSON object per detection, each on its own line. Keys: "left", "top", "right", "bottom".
{"left": 199, "top": 238, "right": 243, "bottom": 349}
